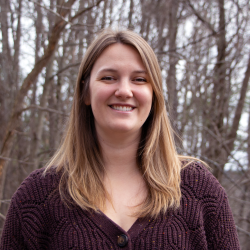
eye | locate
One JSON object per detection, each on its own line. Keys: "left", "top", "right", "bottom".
{"left": 134, "top": 77, "right": 147, "bottom": 83}
{"left": 101, "top": 76, "right": 115, "bottom": 81}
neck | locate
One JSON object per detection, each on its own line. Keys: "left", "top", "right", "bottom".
{"left": 97, "top": 129, "right": 147, "bottom": 220}
{"left": 97, "top": 130, "right": 141, "bottom": 177}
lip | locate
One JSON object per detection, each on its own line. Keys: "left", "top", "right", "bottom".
{"left": 109, "top": 104, "right": 136, "bottom": 112}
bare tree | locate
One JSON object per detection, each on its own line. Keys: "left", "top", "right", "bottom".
{"left": 1, "top": 0, "right": 250, "bottom": 247}
{"left": 0, "top": 0, "right": 104, "bottom": 207}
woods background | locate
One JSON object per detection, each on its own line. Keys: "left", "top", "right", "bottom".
{"left": 0, "top": 0, "right": 250, "bottom": 248}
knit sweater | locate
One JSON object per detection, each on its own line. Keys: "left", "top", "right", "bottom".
{"left": 1, "top": 163, "right": 240, "bottom": 250}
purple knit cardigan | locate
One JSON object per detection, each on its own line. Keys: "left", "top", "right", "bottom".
{"left": 1, "top": 163, "right": 240, "bottom": 249}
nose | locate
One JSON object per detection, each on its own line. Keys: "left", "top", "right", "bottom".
{"left": 115, "top": 78, "right": 133, "bottom": 99}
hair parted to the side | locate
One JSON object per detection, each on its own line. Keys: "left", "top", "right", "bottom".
{"left": 44, "top": 28, "right": 201, "bottom": 218}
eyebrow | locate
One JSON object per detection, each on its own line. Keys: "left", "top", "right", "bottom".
{"left": 97, "top": 68, "right": 147, "bottom": 74}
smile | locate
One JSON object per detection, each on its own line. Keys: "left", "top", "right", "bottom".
{"left": 110, "top": 105, "right": 134, "bottom": 111}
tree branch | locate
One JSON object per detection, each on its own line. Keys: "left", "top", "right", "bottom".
{"left": 69, "top": 0, "right": 104, "bottom": 22}
{"left": 29, "top": 0, "right": 72, "bottom": 24}
{"left": 0, "top": 156, "right": 34, "bottom": 165}
{"left": 187, "top": 0, "right": 216, "bottom": 34}
{"left": 229, "top": 196, "right": 250, "bottom": 205}
{"left": 0, "top": 212, "right": 6, "bottom": 221}
{"left": 48, "top": 62, "right": 81, "bottom": 81}
{"left": 183, "top": 149, "right": 248, "bottom": 194}
{"left": 227, "top": 54, "right": 250, "bottom": 151}
{"left": 236, "top": 225, "right": 250, "bottom": 237}
{"left": 21, "top": 104, "right": 69, "bottom": 116}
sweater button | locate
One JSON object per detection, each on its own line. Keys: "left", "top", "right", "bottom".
{"left": 117, "top": 234, "right": 128, "bottom": 247}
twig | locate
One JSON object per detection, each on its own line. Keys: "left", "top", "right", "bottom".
{"left": 187, "top": 0, "right": 216, "bottom": 34}
{"left": 22, "top": 105, "right": 69, "bottom": 117}
{"left": 29, "top": 0, "right": 104, "bottom": 26}
{"left": 229, "top": 196, "right": 250, "bottom": 205}
{"left": 0, "top": 200, "right": 11, "bottom": 204}
{"left": 236, "top": 225, "right": 250, "bottom": 237}
{"left": 29, "top": 0, "right": 72, "bottom": 24}
{"left": 157, "top": 32, "right": 216, "bottom": 54}
{"left": 68, "top": 0, "right": 104, "bottom": 22}
{"left": 158, "top": 1, "right": 242, "bottom": 55}
{"left": 183, "top": 150, "right": 248, "bottom": 195}
{"left": 48, "top": 62, "right": 81, "bottom": 81}
{"left": 194, "top": 122, "right": 248, "bottom": 177}
{"left": 0, "top": 213, "right": 6, "bottom": 221}
{"left": 0, "top": 156, "right": 35, "bottom": 165}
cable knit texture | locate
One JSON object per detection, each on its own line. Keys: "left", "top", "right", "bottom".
{"left": 1, "top": 163, "right": 240, "bottom": 249}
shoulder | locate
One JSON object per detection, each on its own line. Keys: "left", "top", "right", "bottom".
{"left": 1, "top": 168, "right": 66, "bottom": 249}
{"left": 178, "top": 162, "right": 240, "bottom": 249}
{"left": 12, "top": 167, "right": 61, "bottom": 205}
{"left": 180, "top": 161, "right": 224, "bottom": 199}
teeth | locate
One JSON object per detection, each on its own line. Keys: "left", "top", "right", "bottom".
{"left": 112, "top": 105, "right": 133, "bottom": 111}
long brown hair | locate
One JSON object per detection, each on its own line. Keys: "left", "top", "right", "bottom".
{"left": 45, "top": 28, "right": 194, "bottom": 217}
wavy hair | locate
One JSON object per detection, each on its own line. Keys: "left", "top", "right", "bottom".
{"left": 45, "top": 28, "right": 197, "bottom": 217}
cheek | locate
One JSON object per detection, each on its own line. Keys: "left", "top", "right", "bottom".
{"left": 89, "top": 86, "right": 113, "bottom": 113}
{"left": 137, "top": 88, "right": 153, "bottom": 111}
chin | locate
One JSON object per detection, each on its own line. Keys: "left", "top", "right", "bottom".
{"left": 111, "top": 127, "right": 134, "bottom": 133}
{"left": 109, "top": 124, "right": 139, "bottom": 134}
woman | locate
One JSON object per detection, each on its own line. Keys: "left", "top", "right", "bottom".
{"left": 1, "top": 29, "right": 240, "bottom": 249}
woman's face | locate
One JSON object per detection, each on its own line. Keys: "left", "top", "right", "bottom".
{"left": 87, "top": 43, "right": 153, "bottom": 138}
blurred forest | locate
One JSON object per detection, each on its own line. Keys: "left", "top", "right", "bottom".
{"left": 0, "top": 0, "right": 250, "bottom": 248}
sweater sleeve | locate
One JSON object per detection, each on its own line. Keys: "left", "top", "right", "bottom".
{"left": 0, "top": 167, "right": 57, "bottom": 249}
{"left": 204, "top": 186, "right": 240, "bottom": 249}
{"left": 0, "top": 196, "right": 26, "bottom": 249}
{"left": 184, "top": 163, "right": 240, "bottom": 249}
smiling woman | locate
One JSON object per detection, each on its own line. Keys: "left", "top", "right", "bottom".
{"left": 1, "top": 29, "right": 240, "bottom": 249}
{"left": 88, "top": 43, "right": 153, "bottom": 138}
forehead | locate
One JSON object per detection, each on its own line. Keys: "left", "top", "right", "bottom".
{"left": 91, "top": 43, "right": 146, "bottom": 73}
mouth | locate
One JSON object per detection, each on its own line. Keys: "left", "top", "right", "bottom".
{"left": 109, "top": 105, "right": 135, "bottom": 111}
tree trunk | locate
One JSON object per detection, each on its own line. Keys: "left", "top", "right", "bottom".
{"left": 128, "top": 0, "right": 134, "bottom": 30}
{"left": 0, "top": 0, "right": 77, "bottom": 207}
{"left": 29, "top": 0, "right": 43, "bottom": 169}
{"left": 101, "top": 0, "right": 108, "bottom": 29}
{"left": 205, "top": 0, "right": 227, "bottom": 180}
{"left": 227, "top": 54, "right": 250, "bottom": 153}
{"left": 166, "top": 0, "right": 180, "bottom": 148}
{"left": 166, "top": 0, "right": 179, "bottom": 121}
{"left": 0, "top": 0, "right": 15, "bottom": 147}
{"left": 248, "top": 104, "right": 250, "bottom": 170}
